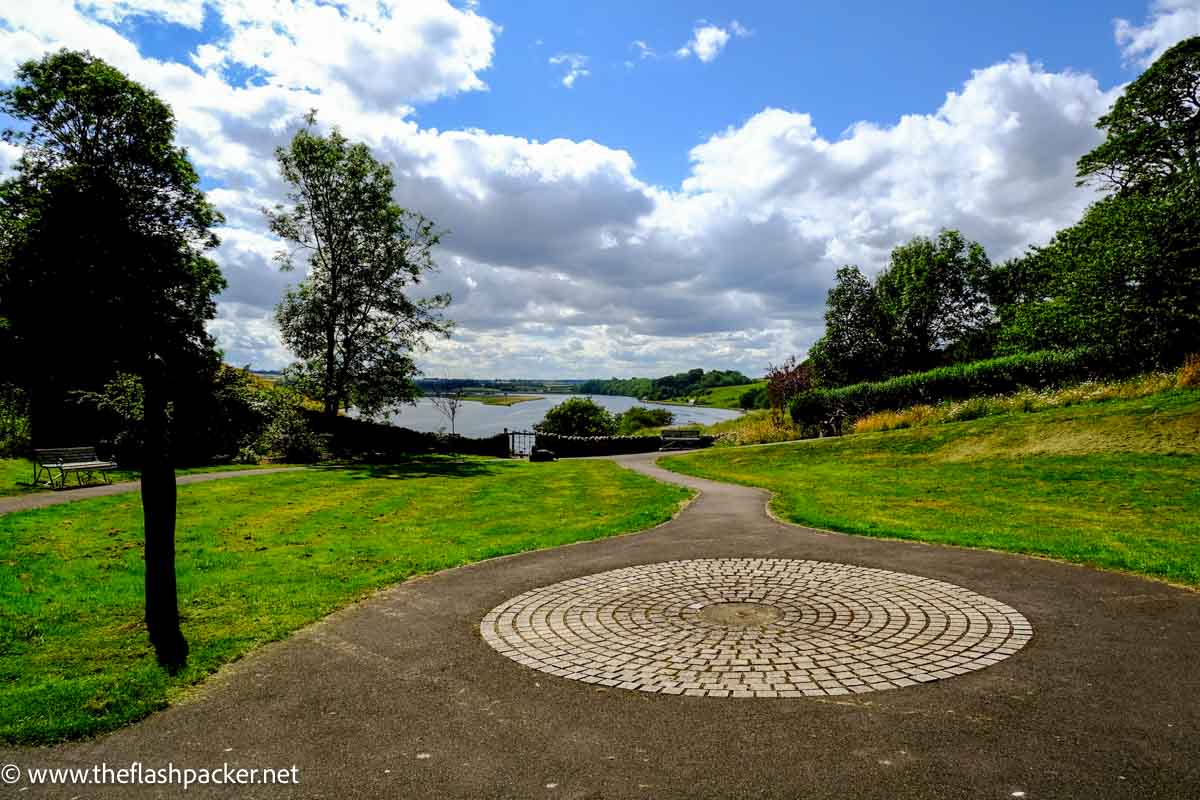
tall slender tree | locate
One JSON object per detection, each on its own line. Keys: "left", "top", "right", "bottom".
{"left": 266, "top": 115, "right": 451, "bottom": 420}
{"left": 0, "top": 50, "right": 225, "bottom": 668}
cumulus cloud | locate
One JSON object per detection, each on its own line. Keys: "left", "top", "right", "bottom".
{"left": 0, "top": 3, "right": 1133, "bottom": 377}
{"left": 548, "top": 52, "right": 589, "bottom": 88}
{"left": 675, "top": 20, "right": 749, "bottom": 63}
{"left": 1115, "top": 0, "right": 1200, "bottom": 66}
{"left": 79, "top": 0, "right": 207, "bottom": 28}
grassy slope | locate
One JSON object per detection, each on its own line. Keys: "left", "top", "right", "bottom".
{"left": 663, "top": 390, "right": 1200, "bottom": 587}
{"left": 657, "top": 382, "right": 764, "bottom": 410}
{"left": 0, "top": 457, "right": 691, "bottom": 744}
{"left": 0, "top": 459, "right": 283, "bottom": 498}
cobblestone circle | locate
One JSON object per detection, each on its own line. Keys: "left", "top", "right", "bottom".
{"left": 480, "top": 559, "right": 1032, "bottom": 697}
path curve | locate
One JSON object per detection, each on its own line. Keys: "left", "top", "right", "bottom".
{"left": 1, "top": 452, "right": 1198, "bottom": 799}
{"left": 0, "top": 467, "right": 308, "bottom": 515}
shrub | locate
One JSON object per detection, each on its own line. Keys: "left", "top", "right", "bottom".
{"left": 790, "top": 348, "right": 1121, "bottom": 430}
{"left": 849, "top": 369, "right": 1186, "bottom": 434}
{"left": 739, "top": 385, "right": 769, "bottom": 410}
{"left": 0, "top": 384, "right": 30, "bottom": 457}
{"left": 534, "top": 397, "right": 617, "bottom": 437}
{"left": 615, "top": 406, "right": 674, "bottom": 435}
{"left": 708, "top": 410, "right": 808, "bottom": 447}
{"left": 1178, "top": 354, "right": 1200, "bottom": 388}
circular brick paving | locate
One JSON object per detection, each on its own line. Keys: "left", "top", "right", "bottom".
{"left": 480, "top": 559, "right": 1033, "bottom": 697}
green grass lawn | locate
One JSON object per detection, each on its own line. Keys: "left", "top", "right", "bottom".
{"left": 0, "top": 456, "right": 691, "bottom": 744}
{"left": 0, "top": 458, "right": 283, "bottom": 498}
{"left": 663, "top": 390, "right": 1200, "bottom": 587}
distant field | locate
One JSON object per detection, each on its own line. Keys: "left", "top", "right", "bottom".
{"left": 658, "top": 381, "right": 764, "bottom": 410}
{"left": 464, "top": 394, "right": 542, "bottom": 406}
{"left": 0, "top": 456, "right": 691, "bottom": 744}
{"left": 664, "top": 390, "right": 1200, "bottom": 587}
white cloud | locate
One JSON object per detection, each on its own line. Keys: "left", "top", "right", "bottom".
{"left": 79, "top": 0, "right": 207, "bottom": 28}
{"left": 1115, "top": 0, "right": 1200, "bottom": 67}
{"left": 0, "top": 3, "right": 1134, "bottom": 377}
{"left": 675, "top": 20, "right": 749, "bottom": 62}
{"left": 631, "top": 40, "right": 655, "bottom": 59}
{"left": 549, "top": 52, "right": 589, "bottom": 88}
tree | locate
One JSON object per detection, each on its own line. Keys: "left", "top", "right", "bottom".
{"left": 807, "top": 265, "right": 892, "bottom": 386}
{"left": 994, "top": 38, "right": 1200, "bottom": 368}
{"left": 996, "top": 191, "right": 1200, "bottom": 366}
{"left": 0, "top": 50, "right": 226, "bottom": 668}
{"left": 267, "top": 117, "right": 452, "bottom": 420}
{"left": 765, "top": 356, "right": 814, "bottom": 420}
{"left": 808, "top": 232, "right": 993, "bottom": 386}
{"left": 428, "top": 383, "right": 466, "bottom": 436}
{"left": 874, "top": 230, "right": 992, "bottom": 372}
{"left": 534, "top": 397, "right": 617, "bottom": 437}
{"left": 1077, "top": 37, "right": 1200, "bottom": 195}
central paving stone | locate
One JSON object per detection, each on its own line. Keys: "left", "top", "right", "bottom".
{"left": 698, "top": 601, "right": 783, "bottom": 626}
{"left": 480, "top": 559, "right": 1033, "bottom": 697}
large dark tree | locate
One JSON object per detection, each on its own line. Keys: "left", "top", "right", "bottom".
{"left": 807, "top": 265, "right": 893, "bottom": 386}
{"left": 0, "top": 51, "right": 225, "bottom": 668}
{"left": 995, "top": 37, "right": 1200, "bottom": 366}
{"left": 1077, "top": 36, "right": 1200, "bottom": 195}
{"left": 266, "top": 116, "right": 451, "bottom": 420}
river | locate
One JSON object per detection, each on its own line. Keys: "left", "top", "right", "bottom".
{"left": 384, "top": 394, "right": 741, "bottom": 438}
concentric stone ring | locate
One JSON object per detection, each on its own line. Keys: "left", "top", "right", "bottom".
{"left": 480, "top": 559, "right": 1033, "bottom": 697}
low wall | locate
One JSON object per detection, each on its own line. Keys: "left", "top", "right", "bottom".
{"left": 533, "top": 432, "right": 714, "bottom": 458}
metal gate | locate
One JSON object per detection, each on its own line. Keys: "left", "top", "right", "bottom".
{"left": 505, "top": 429, "right": 536, "bottom": 457}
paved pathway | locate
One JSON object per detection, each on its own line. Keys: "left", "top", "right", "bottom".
{"left": 0, "top": 467, "right": 308, "bottom": 515}
{"left": 2, "top": 453, "right": 1198, "bottom": 799}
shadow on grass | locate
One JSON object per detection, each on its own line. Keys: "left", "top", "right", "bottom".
{"left": 314, "top": 455, "right": 513, "bottom": 481}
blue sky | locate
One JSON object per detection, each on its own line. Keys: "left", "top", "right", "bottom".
{"left": 414, "top": 0, "right": 1149, "bottom": 187}
{"left": 1, "top": 1, "right": 1197, "bottom": 377}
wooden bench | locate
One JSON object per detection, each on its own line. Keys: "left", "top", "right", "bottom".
{"left": 660, "top": 428, "right": 703, "bottom": 451}
{"left": 33, "top": 447, "right": 118, "bottom": 490}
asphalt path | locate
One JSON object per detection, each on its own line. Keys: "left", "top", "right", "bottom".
{"left": 2, "top": 452, "right": 1197, "bottom": 799}
{"left": 0, "top": 467, "right": 308, "bottom": 515}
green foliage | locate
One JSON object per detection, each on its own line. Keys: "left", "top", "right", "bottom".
{"left": 739, "top": 385, "right": 769, "bottom": 410}
{"left": 995, "top": 191, "right": 1200, "bottom": 367}
{"left": 1076, "top": 36, "right": 1200, "bottom": 194}
{"left": 790, "top": 348, "right": 1118, "bottom": 430}
{"left": 534, "top": 397, "right": 617, "bottom": 437}
{"left": 578, "top": 368, "right": 751, "bottom": 401}
{"left": 0, "top": 384, "right": 29, "bottom": 457}
{"left": 614, "top": 405, "right": 674, "bottom": 434}
{"left": 0, "top": 50, "right": 226, "bottom": 442}
{"left": 267, "top": 117, "right": 451, "bottom": 419}
{"left": 810, "top": 232, "right": 992, "bottom": 387}
{"left": 806, "top": 265, "right": 891, "bottom": 386}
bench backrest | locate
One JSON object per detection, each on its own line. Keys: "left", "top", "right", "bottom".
{"left": 34, "top": 446, "right": 100, "bottom": 464}
{"left": 662, "top": 429, "right": 702, "bottom": 439}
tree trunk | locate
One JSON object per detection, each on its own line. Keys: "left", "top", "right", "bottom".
{"left": 323, "top": 328, "right": 338, "bottom": 419}
{"left": 141, "top": 360, "right": 188, "bottom": 670}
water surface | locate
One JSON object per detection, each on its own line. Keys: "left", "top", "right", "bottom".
{"left": 385, "top": 394, "right": 740, "bottom": 438}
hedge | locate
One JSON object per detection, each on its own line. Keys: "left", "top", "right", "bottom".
{"left": 789, "top": 348, "right": 1123, "bottom": 429}
{"left": 306, "top": 411, "right": 510, "bottom": 459}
